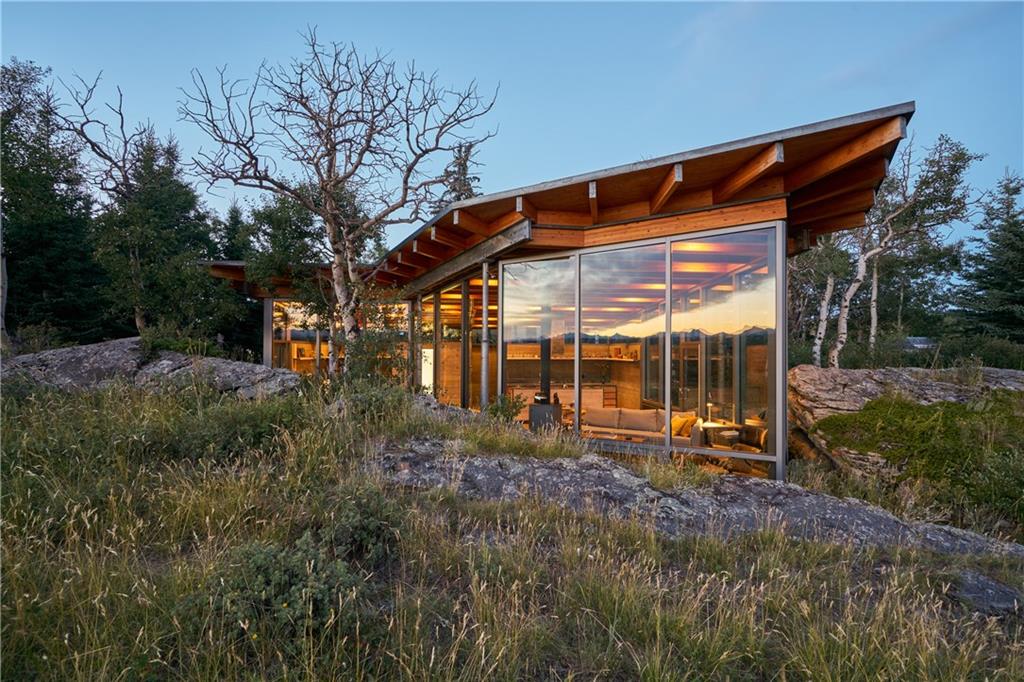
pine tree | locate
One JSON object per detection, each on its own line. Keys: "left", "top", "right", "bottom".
{"left": 92, "top": 133, "right": 236, "bottom": 334}
{"left": 962, "top": 172, "right": 1024, "bottom": 342}
{"left": 218, "top": 201, "right": 251, "bottom": 260}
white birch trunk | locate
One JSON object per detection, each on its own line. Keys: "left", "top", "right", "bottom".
{"left": 868, "top": 258, "right": 879, "bottom": 353}
{"left": 811, "top": 273, "right": 835, "bottom": 368}
{"left": 828, "top": 251, "right": 870, "bottom": 368}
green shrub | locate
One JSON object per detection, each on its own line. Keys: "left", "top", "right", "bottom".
{"left": 320, "top": 483, "right": 404, "bottom": 567}
{"left": 140, "top": 320, "right": 228, "bottom": 359}
{"left": 338, "top": 378, "right": 412, "bottom": 427}
{"left": 484, "top": 393, "right": 527, "bottom": 423}
{"left": 184, "top": 531, "right": 369, "bottom": 662}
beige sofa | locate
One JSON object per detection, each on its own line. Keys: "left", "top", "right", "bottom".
{"left": 580, "top": 407, "right": 705, "bottom": 448}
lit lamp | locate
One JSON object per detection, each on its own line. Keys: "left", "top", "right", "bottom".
{"left": 706, "top": 393, "right": 715, "bottom": 423}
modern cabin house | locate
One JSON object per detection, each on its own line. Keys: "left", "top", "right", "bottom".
{"left": 211, "top": 102, "right": 915, "bottom": 480}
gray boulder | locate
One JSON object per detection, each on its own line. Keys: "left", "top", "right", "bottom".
{"left": 373, "top": 438, "right": 1024, "bottom": 560}
{"left": 3, "top": 337, "right": 300, "bottom": 399}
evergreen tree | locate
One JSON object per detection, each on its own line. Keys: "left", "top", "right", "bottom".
{"left": 961, "top": 172, "right": 1024, "bottom": 342}
{"left": 92, "top": 133, "right": 238, "bottom": 335}
{"left": 218, "top": 201, "right": 251, "bottom": 260}
{"left": 0, "top": 58, "right": 112, "bottom": 346}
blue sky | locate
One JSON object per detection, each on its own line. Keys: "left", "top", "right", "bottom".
{"left": 3, "top": 2, "right": 1021, "bottom": 247}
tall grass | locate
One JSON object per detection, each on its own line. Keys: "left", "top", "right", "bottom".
{"left": 2, "top": 381, "right": 1021, "bottom": 680}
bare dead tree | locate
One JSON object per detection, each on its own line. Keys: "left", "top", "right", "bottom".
{"left": 52, "top": 74, "right": 154, "bottom": 205}
{"left": 179, "top": 30, "right": 496, "bottom": 372}
{"left": 52, "top": 75, "right": 160, "bottom": 331}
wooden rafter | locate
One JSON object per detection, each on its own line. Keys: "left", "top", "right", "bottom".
{"left": 650, "top": 163, "right": 684, "bottom": 214}
{"left": 429, "top": 226, "right": 465, "bottom": 249}
{"left": 788, "top": 157, "right": 889, "bottom": 211}
{"left": 515, "top": 195, "right": 537, "bottom": 221}
{"left": 452, "top": 209, "right": 491, "bottom": 236}
{"left": 412, "top": 238, "right": 451, "bottom": 260}
{"left": 785, "top": 116, "right": 905, "bottom": 192}
{"left": 714, "top": 142, "right": 784, "bottom": 204}
{"left": 397, "top": 251, "right": 431, "bottom": 269}
{"left": 789, "top": 188, "right": 875, "bottom": 225}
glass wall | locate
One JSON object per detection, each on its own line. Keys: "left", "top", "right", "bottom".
{"left": 436, "top": 283, "right": 463, "bottom": 406}
{"left": 502, "top": 258, "right": 576, "bottom": 426}
{"left": 579, "top": 243, "right": 666, "bottom": 444}
{"left": 271, "top": 300, "right": 327, "bottom": 374}
{"left": 468, "top": 275, "right": 498, "bottom": 410}
{"left": 670, "top": 228, "right": 776, "bottom": 455}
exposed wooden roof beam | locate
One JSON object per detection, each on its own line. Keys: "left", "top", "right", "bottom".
{"left": 397, "top": 251, "right": 431, "bottom": 269}
{"left": 383, "top": 260, "right": 420, "bottom": 277}
{"left": 452, "top": 209, "right": 491, "bottom": 236}
{"left": 588, "top": 181, "right": 599, "bottom": 221}
{"left": 789, "top": 188, "right": 876, "bottom": 225}
{"left": 785, "top": 116, "right": 905, "bottom": 192}
{"left": 412, "top": 238, "right": 452, "bottom": 260}
{"left": 650, "top": 163, "right": 684, "bottom": 214}
{"left": 429, "top": 226, "right": 466, "bottom": 249}
{"left": 515, "top": 195, "right": 537, "bottom": 221}
{"left": 491, "top": 210, "right": 525, "bottom": 233}
{"left": 714, "top": 142, "right": 784, "bottom": 204}
{"left": 788, "top": 157, "right": 889, "bottom": 211}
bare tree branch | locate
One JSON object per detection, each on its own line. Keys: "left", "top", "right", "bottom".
{"left": 179, "top": 29, "right": 496, "bottom": 372}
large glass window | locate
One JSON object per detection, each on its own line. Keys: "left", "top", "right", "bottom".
{"left": 502, "top": 258, "right": 576, "bottom": 427}
{"left": 579, "top": 243, "right": 666, "bottom": 445}
{"left": 271, "top": 300, "right": 327, "bottom": 374}
{"left": 436, "top": 283, "right": 463, "bottom": 406}
{"left": 670, "top": 228, "right": 776, "bottom": 455}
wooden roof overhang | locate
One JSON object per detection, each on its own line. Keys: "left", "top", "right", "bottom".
{"left": 207, "top": 260, "right": 338, "bottom": 300}
{"left": 369, "top": 101, "right": 915, "bottom": 296}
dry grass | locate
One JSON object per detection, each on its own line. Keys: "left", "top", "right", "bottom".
{"left": 2, "top": 381, "right": 1022, "bottom": 680}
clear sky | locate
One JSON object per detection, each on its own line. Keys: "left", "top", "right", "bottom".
{"left": 3, "top": 1, "right": 1022, "bottom": 247}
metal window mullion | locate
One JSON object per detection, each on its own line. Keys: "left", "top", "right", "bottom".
{"left": 497, "top": 262, "right": 504, "bottom": 398}
{"left": 664, "top": 239, "right": 672, "bottom": 460}
{"left": 774, "top": 220, "right": 788, "bottom": 481}
{"left": 574, "top": 254, "right": 581, "bottom": 434}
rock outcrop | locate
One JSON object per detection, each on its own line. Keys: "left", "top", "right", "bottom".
{"left": 3, "top": 337, "right": 300, "bottom": 399}
{"left": 787, "top": 364, "right": 1024, "bottom": 476}
{"left": 374, "top": 438, "right": 1024, "bottom": 563}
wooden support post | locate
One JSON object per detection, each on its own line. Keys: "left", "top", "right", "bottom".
{"left": 262, "top": 298, "right": 273, "bottom": 367}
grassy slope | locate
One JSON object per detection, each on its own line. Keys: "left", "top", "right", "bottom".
{"left": 794, "top": 391, "right": 1024, "bottom": 543}
{"left": 2, "top": 382, "right": 1022, "bottom": 680}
